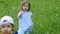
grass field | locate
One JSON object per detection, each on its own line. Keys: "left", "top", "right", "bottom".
{"left": 0, "top": 0, "right": 60, "bottom": 34}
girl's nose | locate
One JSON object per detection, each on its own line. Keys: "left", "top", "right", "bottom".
{"left": 4, "top": 27, "right": 8, "bottom": 30}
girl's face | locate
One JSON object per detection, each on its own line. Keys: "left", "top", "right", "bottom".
{"left": 1, "top": 23, "right": 13, "bottom": 34}
{"left": 22, "top": 3, "right": 29, "bottom": 11}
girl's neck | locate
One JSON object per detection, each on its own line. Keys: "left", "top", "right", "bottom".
{"left": 23, "top": 10, "right": 29, "bottom": 12}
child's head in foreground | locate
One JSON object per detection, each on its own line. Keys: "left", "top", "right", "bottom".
{"left": 0, "top": 16, "right": 14, "bottom": 34}
{"left": 21, "top": 0, "right": 31, "bottom": 11}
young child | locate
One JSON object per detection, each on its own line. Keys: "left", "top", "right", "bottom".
{"left": 18, "top": 0, "right": 33, "bottom": 34}
{"left": 0, "top": 16, "right": 18, "bottom": 34}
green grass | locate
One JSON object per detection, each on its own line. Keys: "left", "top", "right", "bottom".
{"left": 0, "top": 0, "right": 60, "bottom": 34}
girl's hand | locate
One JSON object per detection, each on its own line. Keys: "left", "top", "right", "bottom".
{"left": 17, "top": 10, "right": 23, "bottom": 18}
{"left": 18, "top": 12, "right": 22, "bottom": 17}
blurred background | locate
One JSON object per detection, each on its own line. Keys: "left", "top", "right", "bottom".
{"left": 0, "top": 0, "right": 60, "bottom": 34}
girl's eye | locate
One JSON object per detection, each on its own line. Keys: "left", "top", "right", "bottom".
{"left": 23, "top": 5, "right": 28, "bottom": 7}
{"left": 7, "top": 25, "right": 10, "bottom": 28}
{"left": 23, "top": 5, "right": 26, "bottom": 7}
{"left": 26, "top": 6, "right": 28, "bottom": 7}
{"left": 1, "top": 25, "right": 5, "bottom": 28}
{"left": 26, "top": 5, "right": 29, "bottom": 7}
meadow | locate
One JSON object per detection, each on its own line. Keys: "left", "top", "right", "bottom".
{"left": 0, "top": 0, "right": 60, "bottom": 34}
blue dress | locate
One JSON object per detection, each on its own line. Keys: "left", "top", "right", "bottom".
{"left": 18, "top": 11, "right": 33, "bottom": 34}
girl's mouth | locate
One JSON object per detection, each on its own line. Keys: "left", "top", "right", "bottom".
{"left": 3, "top": 31, "right": 9, "bottom": 34}
{"left": 25, "top": 9, "right": 26, "bottom": 10}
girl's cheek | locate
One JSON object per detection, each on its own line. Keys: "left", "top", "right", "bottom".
{"left": 1, "top": 28, "right": 5, "bottom": 32}
{"left": 23, "top": 7, "right": 25, "bottom": 10}
{"left": 26, "top": 7, "right": 29, "bottom": 10}
{"left": 9, "top": 27, "right": 13, "bottom": 31}
{"left": 2, "top": 29, "right": 4, "bottom": 32}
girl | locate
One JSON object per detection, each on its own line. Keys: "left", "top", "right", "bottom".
{"left": 18, "top": 0, "right": 33, "bottom": 34}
